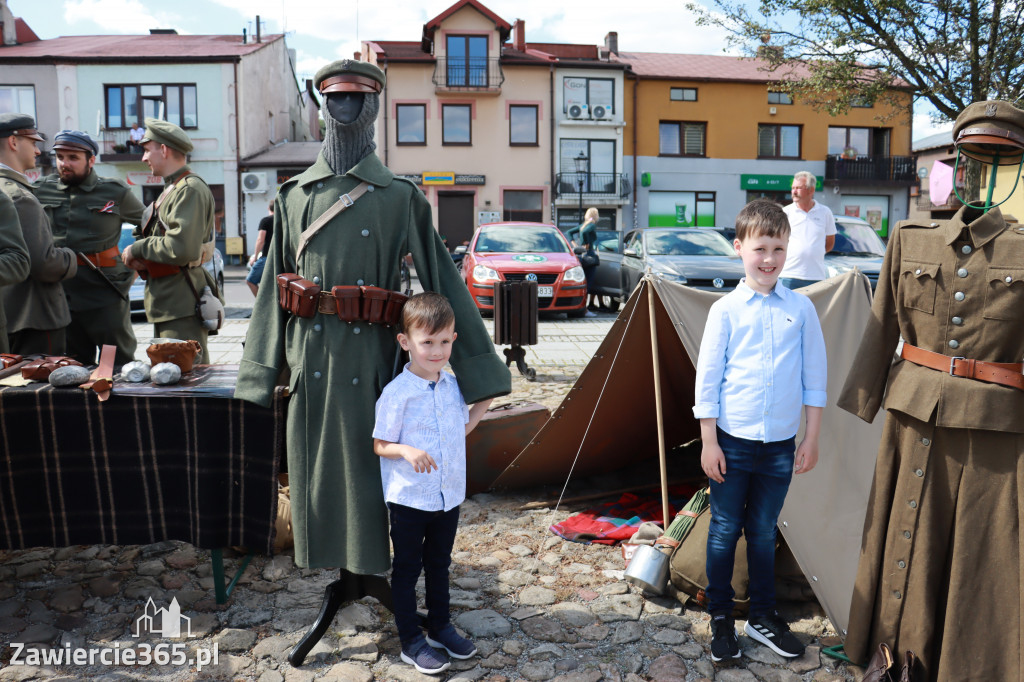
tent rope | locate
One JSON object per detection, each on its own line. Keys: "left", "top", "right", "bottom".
{"left": 554, "top": 280, "right": 647, "bottom": 513}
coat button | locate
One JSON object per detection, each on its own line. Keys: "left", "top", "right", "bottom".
{"left": 361, "top": 229, "right": 370, "bottom": 237}
{"left": 957, "top": 268, "right": 968, "bottom": 278}
{"left": 314, "top": 323, "right": 322, "bottom": 332}
{"left": 954, "top": 291, "right": 965, "bottom": 301}
{"left": 952, "top": 316, "right": 963, "bottom": 325}
{"left": 898, "top": 560, "right": 906, "bottom": 569}
{"left": 367, "top": 185, "right": 374, "bottom": 192}
{"left": 909, "top": 500, "right": 917, "bottom": 509}
{"left": 352, "top": 377, "right": 359, "bottom": 385}
{"left": 903, "top": 530, "right": 912, "bottom": 539}
{"left": 312, "top": 276, "right": 321, "bottom": 284}
{"left": 894, "top": 590, "right": 902, "bottom": 599}
{"left": 357, "top": 279, "right": 364, "bottom": 286}
{"left": 317, "top": 182, "right": 323, "bottom": 189}
{"left": 1007, "top": 276, "right": 1014, "bottom": 283}
{"left": 922, "top": 438, "right": 930, "bottom": 446}
{"left": 915, "top": 469, "right": 924, "bottom": 477}
{"left": 353, "top": 326, "right": 361, "bottom": 334}
{"left": 313, "top": 371, "right": 321, "bottom": 379}
{"left": 961, "top": 244, "right": 972, "bottom": 254}
{"left": 929, "top": 222, "right": 938, "bottom": 227}
{"left": 915, "top": 268, "right": 921, "bottom": 275}
{"left": 948, "top": 339, "right": 959, "bottom": 349}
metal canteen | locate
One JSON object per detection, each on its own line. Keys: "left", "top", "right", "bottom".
{"left": 623, "top": 544, "right": 670, "bottom": 594}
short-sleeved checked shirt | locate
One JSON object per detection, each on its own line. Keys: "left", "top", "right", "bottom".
{"left": 373, "top": 364, "right": 470, "bottom": 511}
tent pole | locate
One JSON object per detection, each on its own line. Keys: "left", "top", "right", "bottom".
{"left": 646, "top": 277, "right": 671, "bottom": 527}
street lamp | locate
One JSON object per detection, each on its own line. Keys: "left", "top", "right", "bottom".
{"left": 573, "top": 151, "right": 588, "bottom": 226}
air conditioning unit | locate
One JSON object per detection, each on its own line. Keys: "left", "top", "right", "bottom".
{"left": 567, "top": 103, "right": 590, "bottom": 120}
{"left": 591, "top": 104, "right": 614, "bottom": 120}
{"left": 241, "top": 172, "right": 268, "bottom": 193}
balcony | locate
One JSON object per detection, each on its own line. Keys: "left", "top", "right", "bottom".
{"left": 825, "top": 155, "right": 916, "bottom": 185}
{"left": 917, "top": 192, "right": 964, "bottom": 212}
{"left": 432, "top": 57, "right": 504, "bottom": 94}
{"left": 98, "top": 129, "right": 143, "bottom": 162}
{"left": 555, "top": 173, "right": 631, "bottom": 200}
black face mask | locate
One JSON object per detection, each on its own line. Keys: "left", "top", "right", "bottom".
{"left": 326, "top": 93, "right": 365, "bottom": 124}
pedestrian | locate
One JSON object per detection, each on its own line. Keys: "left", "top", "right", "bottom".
{"left": 0, "top": 114, "right": 77, "bottom": 355}
{"left": 34, "top": 130, "right": 145, "bottom": 367}
{"left": 692, "top": 198, "right": 826, "bottom": 662}
{"left": 234, "top": 59, "right": 509, "bottom": 597}
{"left": 246, "top": 202, "right": 272, "bottom": 296}
{"left": 0, "top": 190, "right": 30, "bottom": 353}
{"left": 372, "top": 292, "right": 491, "bottom": 675}
{"left": 565, "top": 206, "right": 603, "bottom": 314}
{"left": 779, "top": 171, "right": 836, "bottom": 289}
{"left": 120, "top": 117, "right": 219, "bottom": 364}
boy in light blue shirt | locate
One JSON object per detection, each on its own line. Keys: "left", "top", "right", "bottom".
{"left": 373, "top": 292, "right": 491, "bottom": 675}
{"left": 692, "top": 199, "right": 827, "bottom": 662}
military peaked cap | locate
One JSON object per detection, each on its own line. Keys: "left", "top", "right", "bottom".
{"left": 315, "top": 59, "right": 385, "bottom": 95}
{"left": 140, "top": 118, "right": 193, "bottom": 154}
{"left": 53, "top": 129, "right": 99, "bottom": 156}
{"left": 0, "top": 113, "right": 45, "bottom": 141}
{"left": 953, "top": 100, "right": 1024, "bottom": 166}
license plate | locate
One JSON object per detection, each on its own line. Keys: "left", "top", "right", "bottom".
{"left": 537, "top": 286, "right": 553, "bottom": 297}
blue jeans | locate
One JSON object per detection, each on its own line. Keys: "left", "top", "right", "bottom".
{"left": 706, "top": 427, "right": 795, "bottom": 616}
{"left": 388, "top": 502, "right": 460, "bottom": 646}
{"left": 779, "top": 277, "right": 818, "bottom": 290}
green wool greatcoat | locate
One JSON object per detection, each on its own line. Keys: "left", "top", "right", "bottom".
{"left": 235, "top": 153, "right": 511, "bottom": 570}
{"left": 0, "top": 191, "right": 30, "bottom": 351}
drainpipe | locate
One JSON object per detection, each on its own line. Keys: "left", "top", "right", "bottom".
{"left": 549, "top": 62, "right": 555, "bottom": 223}
{"left": 631, "top": 70, "right": 638, "bottom": 230}
{"left": 234, "top": 61, "right": 243, "bottom": 245}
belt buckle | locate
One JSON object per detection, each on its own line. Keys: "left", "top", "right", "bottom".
{"left": 949, "top": 356, "right": 966, "bottom": 375}
{"left": 339, "top": 193, "right": 354, "bottom": 207}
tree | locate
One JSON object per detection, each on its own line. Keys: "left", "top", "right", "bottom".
{"left": 688, "top": 0, "right": 1024, "bottom": 123}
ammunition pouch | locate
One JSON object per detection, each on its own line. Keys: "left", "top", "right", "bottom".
{"left": 21, "top": 357, "right": 84, "bottom": 382}
{"left": 276, "top": 273, "right": 407, "bottom": 326}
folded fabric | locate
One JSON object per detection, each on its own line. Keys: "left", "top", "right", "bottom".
{"left": 550, "top": 485, "right": 698, "bottom": 545}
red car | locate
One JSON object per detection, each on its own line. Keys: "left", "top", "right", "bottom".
{"left": 462, "top": 222, "right": 588, "bottom": 317}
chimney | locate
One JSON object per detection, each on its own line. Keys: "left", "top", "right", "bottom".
{"left": 1, "top": 0, "right": 16, "bottom": 46}
{"left": 256, "top": 14, "right": 261, "bottom": 43}
{"left": 513, "top": 19, "right": 526, "bottom": 52}
{"left": 149, "top": 28, "right": 178, "bottom": 35}
{"left": 604, "top": 31, "right": 618, "bottom": 55}
{"left": 242, "top": 28, "right": 247, "bottom": 44}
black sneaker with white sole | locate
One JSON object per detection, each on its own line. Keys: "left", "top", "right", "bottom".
{"left": 709, "top": 613, "right": 741, "bottom": 661}
{"left": 744, "top": 611, "right": 805, "bottom": 658}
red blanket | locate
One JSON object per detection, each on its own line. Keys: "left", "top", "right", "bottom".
{"left": 549, "top": 485, "right": 698, "bottom": 545}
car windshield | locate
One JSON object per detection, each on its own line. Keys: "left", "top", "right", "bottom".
{"left": 833, "top": 221, "right": 886, "bottom": 256}
{"left": 595, "top": 229, "right": 619, "bottom": 253}
{"left": 475, "top": 225, "right": 568, "bottom": 254}
{"left": 645, "top": 230, "right": 735, "bottom": 256}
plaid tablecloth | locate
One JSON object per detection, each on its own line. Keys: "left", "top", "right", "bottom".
{"left": 0, "top": 383, "right": 285, "bottom": 553}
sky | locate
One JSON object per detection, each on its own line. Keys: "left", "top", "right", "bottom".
{"left": 11, "top": 0, "right": 951, "bottom": 142}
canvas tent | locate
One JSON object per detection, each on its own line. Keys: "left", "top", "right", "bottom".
{"left": 492, "top": 272, "right": 885, "bottom": 636}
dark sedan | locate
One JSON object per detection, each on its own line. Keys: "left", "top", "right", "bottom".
{"left": 824, "top": 216, "right": 886, "bottom": 290}
{"left": 619, "top": 227, "right": 746, "bottom": 300}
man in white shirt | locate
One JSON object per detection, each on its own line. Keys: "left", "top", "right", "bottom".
{"left": 779, "top": 171, "right": 835, "bottom": 289}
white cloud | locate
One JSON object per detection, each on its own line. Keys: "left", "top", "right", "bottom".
{"left": 63, "top": 0, "right": 180, "bottom": 34}
{"left": 912, "top": 110, "right": 952, "bottom": 144}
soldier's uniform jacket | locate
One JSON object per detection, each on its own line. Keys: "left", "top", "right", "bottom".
{"left": 838, "top": 205, "right": 1024, "bottom": 429}
{"left": 34, "top": 169, "right": 145, "bottom": 311}
{"left": 130, "top": 165, "right": 216, "bottom": 323}
{"left": 0, "top": 190, "right": 30, "bottom": 349}
{"left": 235, "top": 153, "right": 511, "bottom": 570}
{"left": 0, "top": 166, "right": 76, "bottom": 334}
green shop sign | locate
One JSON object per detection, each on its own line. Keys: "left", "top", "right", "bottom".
{"left": 740, "top": 174, "right": 822, "bottom": 191}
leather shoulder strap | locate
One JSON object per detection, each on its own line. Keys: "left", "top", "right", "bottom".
{"left": 296, "top": 181, "right": 371, "bottom": 264}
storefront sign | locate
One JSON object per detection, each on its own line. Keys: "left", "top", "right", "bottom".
{"left": 396, "top": 174, "right": 423, "bottom": 184}
{"left": 454, "top": 174, "right": 485, "bottom": 185}
{"left": 126, "top": 171, "right": 163, "bottom": 186}
{"left": 740, "top": 174, "right": 822, "bottom": 191}
{"left": 423, "top": 172, "right": 456, "bottom": 185}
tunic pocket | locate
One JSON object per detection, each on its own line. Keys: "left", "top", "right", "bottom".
{"left": 982, "top": 267, "right": 1024, "bottom": 321}
{"left": 900, "top": 261, "right": 940, "bottom": 314}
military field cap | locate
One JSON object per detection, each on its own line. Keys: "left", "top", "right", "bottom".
{"left": 53, "top": 129, "right": 99, "bottom": 156}
{"left": 315, "top": 59, "right": 385, "bottom": 95}
{"left": 0, "top": 113, "right": 45, "bottom": 142}
{"left": 139, "top": 117, "right": 193, "bottom": 154}
{"left": 953, "top": 100, "right": 1024, "bottom": 165}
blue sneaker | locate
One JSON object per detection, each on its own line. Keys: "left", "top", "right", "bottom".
{"left": 400, "top": 637, "right": 450, "bottom": 675}
{"left": 425, "top": 624, "right": 478, "bottom": 659}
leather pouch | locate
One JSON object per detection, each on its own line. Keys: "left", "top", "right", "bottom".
{"left": 361, "top": 286, "right": 389, "bottom": 324}
{"left": 287, "top": 279, "right": 321, "bottom": 318}
{"left": 1, "top": 353, "right": 22, "bottom": 369}
{"left": 21, "top": 357, "right": 83, "bottom": 382}
{"left": 146, "top": 340, "right": 203, "bottom": 373}
{"left": 899, "top": 650, "right": 917, "bottom": 682}
{"left": 863, "top": 643, "right": 895, "bottom": 682}
{"left": 383, "top": 291, "right": 409, "bottom": 327}
{"left": 331, "top": 285, "right": 362, "bottom": 322}
{"left": 276, "top": 273, "right": 301, "bottom": 310}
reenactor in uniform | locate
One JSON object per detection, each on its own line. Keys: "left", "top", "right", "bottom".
{"left": 0, "top": 114, "right": 77, "bottom": 355}
{"left": 0, "top": 191, "right": 30, "bottom": 353}
{"left": 34, "top": 130, "right": 145, "bottom": 366}
{"left": 121, "top": 118, "right": 216, "bottom": 364}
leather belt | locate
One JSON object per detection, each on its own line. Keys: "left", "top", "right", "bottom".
{"left": 900, "top": 342, "right": 1024, "bottom": 391}
{"left": 77, "top": 246, "right": 120, "bottom": 268}
{"left": 138, "top": 260, "right": 183, "bottom": 280}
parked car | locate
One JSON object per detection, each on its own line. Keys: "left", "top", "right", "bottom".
{"left": 119, "top": 225, "right": 225, "bottom": 314}
{"left": 617, "top": 227, "right": 747, "bottom": 300}
{"left": 581, "top": 228, "right": 626, "bottom": 312}
{"left": 462, "top": 222, "right": 588, "bottom": 317}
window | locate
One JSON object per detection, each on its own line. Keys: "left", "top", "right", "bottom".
{"left": 670, "top": 87, "right": 697, "bottom": 102}
{"left": 757, "top": 124, "right": 801, "bottom": 158}
{"left": 0, "top": 85, "right": 35, "bottom": 118}
{"left": 503, "top": 190, "right": 543, "bottom": 222}
{"left": 559, "top": 138, "right": 616, "bottom": 194}
{"left": 851, "top": 95, "right": 873, "bottom": 108}
{"left": 509, "top": 105, "right": 538, "bottom": 145}
{"left": 446, "top": 35, "right": 488, "bottom": 87}
{"left": 105, "top": 84, "right": 198, "bottom": 129}
{"left": 829, "top": 126, "right": 890, "bottom": 158}
{"left": 396, "top": 104, "right": 426, "bottom": 145}
{"left": 442, "top": 104, "right": 471, "bottom": 145}
{"left": 767, "top": 91, "right": 793, "bottom": 104}
{"left": 563, "top": 77, "right": 615, "bottom": 117}
{"left": 648, "top": 191, "right": 717, "bottom": 227}
{"left": 659, "top": 121, "right": 706, "bottom": 156}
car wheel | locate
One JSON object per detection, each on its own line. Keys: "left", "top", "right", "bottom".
{"left": 218, "top": 273, "right": 225, "bottom": 293}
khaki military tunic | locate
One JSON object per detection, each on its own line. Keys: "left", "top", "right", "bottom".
{"left": 0, "top": 166, "right": 77, "bottom": 347}
{"left": 838, "top": 205, "right": 1024, "bottom": 681}
{"left": 0, "top": 191, "right": 30, "bottom": 352}
{"left": 235, "top": 153, "right": 511, "bottom": 570}
{"left": 35, "top": 169, "right": 145, "bottom": 365}
{"left": 130, "top": 165, "right": 216, "bottom": 363}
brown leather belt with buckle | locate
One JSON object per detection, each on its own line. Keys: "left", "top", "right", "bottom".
{"left": 276, "top": 273, "right": 408, "bottom": 326}
{"left": 900, "top": 342, "right": 1024, "bottom": 391}
{"left": 137, "top": 260, "right": 182, "bottom": 280}
{"left": 77, "top": 246, "right": 120, "bottom": 268}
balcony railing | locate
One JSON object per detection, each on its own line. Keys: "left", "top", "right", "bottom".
{"left": 555, "top": 172, "right": 631, "bottom": 200}
{"left": 432, "top": 57, "right": 504, "bottom": 92}
{"left": 825, "top": 155, "right": 916, "bottom": 184}
{"left": 98, "top": 129, "right": 143, "bottom": 162}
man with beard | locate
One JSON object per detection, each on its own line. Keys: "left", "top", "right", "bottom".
{"left": 35, "top": 130, "right": 145, "bottom": 366}
{"left": 0, "top": 114, "right": 77, "bottom": 355}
